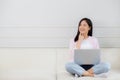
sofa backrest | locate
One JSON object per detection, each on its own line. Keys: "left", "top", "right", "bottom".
{"left": 101, "top": 48, "right": 120, "bottom": 70}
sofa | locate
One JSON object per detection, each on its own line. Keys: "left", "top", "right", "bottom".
{"left": 0, "top": 48, "right": 120, "bottom": 80}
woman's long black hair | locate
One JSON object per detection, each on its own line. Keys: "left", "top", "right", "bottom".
{"left": 74, "top": 18, "right": 93, "bottom": 42}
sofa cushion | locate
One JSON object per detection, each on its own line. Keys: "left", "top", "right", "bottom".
{"left": 0, "top": 48, "right": 56, "bottom": 80}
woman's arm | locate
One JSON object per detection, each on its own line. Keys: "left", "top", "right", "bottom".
{"left": 94, "top": 37, "right": 100, "bottom": 49}
{"left": 76, "top": 33, "right": 84, "bottom": 49}
{"left": 68, "top": 39, "right": 75, "bottom": 61}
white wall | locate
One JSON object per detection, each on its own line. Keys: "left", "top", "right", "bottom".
{"left": 0, "top": 0, "right": 120, "bottom": 47}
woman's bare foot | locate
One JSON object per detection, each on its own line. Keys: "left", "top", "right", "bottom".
{"left": 82, "top": 71, "right": 94, "bottom": 77}
{"left": 87, "top": 68, "right": 94, "bottom": 74}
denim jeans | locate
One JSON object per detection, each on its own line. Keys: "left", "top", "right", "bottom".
{"left": 65, "top": 62, "right": 111, "bottom": 76}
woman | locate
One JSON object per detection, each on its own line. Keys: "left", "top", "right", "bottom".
{"left": 65, "top": 18, "right": 111, "bottom": 77}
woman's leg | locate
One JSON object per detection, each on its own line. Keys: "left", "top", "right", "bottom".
{"left": 65, "top": 62, "right": 85, "bottom": 76}
{"left": 65, "top": 62, "right": 94, "bottom": 76}
{"left": 88, "top": 62, "right": 111, "bottom": 74}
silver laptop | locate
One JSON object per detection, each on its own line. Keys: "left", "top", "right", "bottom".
{"left": 74, "top": 49, "right": 101, "bottom": 65}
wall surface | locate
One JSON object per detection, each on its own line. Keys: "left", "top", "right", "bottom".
{"left": 0, "top": 0, "right": 120, "bottom": 47}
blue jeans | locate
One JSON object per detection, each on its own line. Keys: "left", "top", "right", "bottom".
{"left": 65, "top": 62, "right": 111, "bottom": 76}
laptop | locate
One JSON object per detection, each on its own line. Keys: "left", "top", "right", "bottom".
{"left": 74, "top": 49, "right": 101, "bottom": 65}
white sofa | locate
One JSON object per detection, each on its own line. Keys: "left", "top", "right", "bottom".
{"left": 0, "top": 48, "right": 120, "bottom": 80}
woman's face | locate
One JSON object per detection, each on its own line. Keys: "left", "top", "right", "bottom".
{"left": 79, "top": 20, "right": 90, "bottom": 35}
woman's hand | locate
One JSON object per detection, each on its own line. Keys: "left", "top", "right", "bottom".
{"left": 76, "top": 33, "right": 84, "bottom": 49}
{"left": 78, "top": 33, "right": 84, "bottom": 42}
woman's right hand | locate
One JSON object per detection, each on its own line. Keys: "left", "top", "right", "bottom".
{"left": 76, "top": 33, "right": 84, "bottom": 49}
{"left": 78, "top": 33, "right": 84, "bottom": 42}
